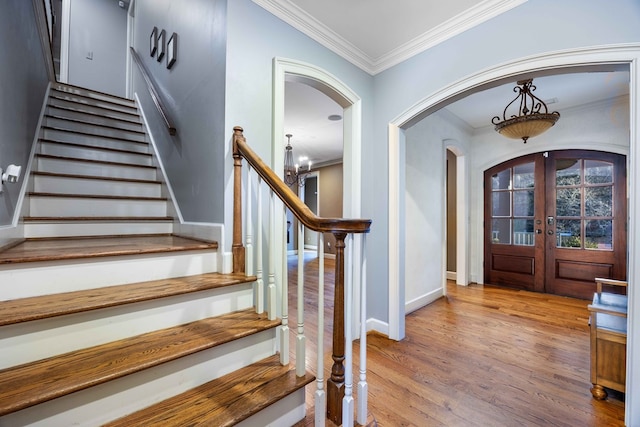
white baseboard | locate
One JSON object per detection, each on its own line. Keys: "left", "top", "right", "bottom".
{"left": 405, "top": 287, "right": 444, "bottom": 314}
{"left": 366, "top": 318, "right": 389, "bottom": 336}
{"left": 446, "top": 271, "right": 457, "bottom": 281}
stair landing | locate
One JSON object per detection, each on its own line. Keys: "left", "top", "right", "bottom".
{"left": 0, "top": 234, "right": 216, "bottom": 265}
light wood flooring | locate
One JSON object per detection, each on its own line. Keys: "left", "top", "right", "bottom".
{"left": 289, "top": 253, "right": 625, "bottom": 426}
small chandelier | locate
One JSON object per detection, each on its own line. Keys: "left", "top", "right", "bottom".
{"left": 492, "top": 79, "right": 560, "bottom": 143}
{"left": 283, "top": 133, "right": 312, "bottom": 187}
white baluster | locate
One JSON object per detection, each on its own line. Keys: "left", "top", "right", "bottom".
{"left": 245, "top": 166, "right": 253, "bottom": 275}
{"left": 357, "top": 233, "right": 368, "bottom": 424}
{"left": 314, "top": 233, "right": 326, "bottom": 426}
{"left": 278, "top": 196, "right": 289, "bottom": 365}
{"left": 342, "top": 234, "right": 354, "bottom": 427}
{"left": 278, "top": 199, "right": 289, "bottom": 365}
{"left": 267, "top": 190, "right": 277, "bottom": 322}
{"left": 255, "top": 176, "right": 264, "bottom": 314}
{"left": 296, "top": 221, "right": 306, "bottom": 376}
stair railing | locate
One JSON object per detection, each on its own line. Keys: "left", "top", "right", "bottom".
{"left": 232, "top": 126, "right": 371, "bottom": 425}
{"left": 129, "top": 47, "right": 177, "bottom": 136}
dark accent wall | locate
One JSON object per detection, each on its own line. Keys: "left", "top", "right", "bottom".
{"left": 133, "top": 0, "right": 226, "bottom": 223}
{"left": 0, "top": 1, "right": 49, "bottom": 225}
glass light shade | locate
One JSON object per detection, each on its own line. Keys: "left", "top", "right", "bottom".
{"left": 495, "top": 113, "right": 559, "bottom": 143}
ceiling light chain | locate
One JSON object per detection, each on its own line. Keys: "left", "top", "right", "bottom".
{"left": 283, "top": 133, "right": 312, "bottom": 187}
{"left": 492, "top": 79, "right": 560, "bottom": 143}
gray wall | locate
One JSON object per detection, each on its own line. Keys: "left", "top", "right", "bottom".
{"left": 133, "top": 0, "right": 227, "bottom": 223}
{"left": 68, "top": 0, "right": 127, "bottom": 96}
{"left": 0, "top": 1, "right": 49, "bottom": 226}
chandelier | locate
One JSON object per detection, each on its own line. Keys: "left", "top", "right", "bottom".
{"left": 283, "top": 133, "right": 312, "bottom": 187}
{"left": 492, "top": 79, "right": 560, "bottom": 143}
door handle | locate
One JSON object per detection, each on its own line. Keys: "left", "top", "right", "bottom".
{"left": 547, "top": 216, "right": 555, "bottom": 225}
{"left": 536, "top": 229, "right": 542, "bottom": 234}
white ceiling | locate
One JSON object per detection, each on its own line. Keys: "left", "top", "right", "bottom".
{"left": 253, "top": 0, "right": 526, "bottom": 75}
{"left": 265, "top": 1, "right": 631, "bottom": 166}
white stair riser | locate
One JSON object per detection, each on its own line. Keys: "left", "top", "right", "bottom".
{"left": 45, "top": 116, "right": 146, "bottom": 142}
{"left": 0, "top": 330, "right": 276, "bottom": 427}
{"left": 29, "top": 196, "right": 167, "bottom": 217}
{"left": 33, "top": 175, "right": 161, "bottom": 197}
{"left": 0, "top": 283, "right": 254, "bottom": 369}
{"left": 43, "top": 128, "right": 147, "bottom": 150}
{"left": 24, "top": 221, "right": 174, "bottom": 238}
{"left": 37, "top": 157, "right": 157, "bottom": 180}
{"left": 47, "top": 106, "right": 143, "bottom": 132}
{"left": 49, "top": 97, "right": 139, "bottom": 122}
{"left": 39, "top": 141, "right": 152, "bottom": 166}
{"left": 0, "top": 251, "right": 218, "bottom": 300}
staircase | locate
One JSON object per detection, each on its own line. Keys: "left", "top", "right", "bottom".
{"left": 0, "top": 84, "right": 313, "bottom": 426}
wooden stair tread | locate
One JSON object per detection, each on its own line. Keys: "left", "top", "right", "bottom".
{"left": 22, "top": 215, "right": 172, "bottom": 222}
{"left": 50, "top": 90, "right": 137, "bottom": 110}
{"left": 45, "top": 114, "right": 145, "bottom": 135}
{"left": 0, "top": 309, "right": 280, "bottom": 416}
{"left": 36, "top": 153, "right": 157, "bottom": 169}
{"left": 47, "top": 104, "right": 142, "bottom": 125}
{"left": 49, "top": 95, "right": 140, "bottom": 118}
{"left": 105, "top": 355, "right": 314, "bottom": 427}
{"left": 31, "top": 171, "right": 160, "bottom": 184}
{"left": 42, "top": 125, "right": 147, "bottom": 144}
{"left": 38, "top": 138, "right": 152, "bottom": 156}
{"left": 0, "top": 235, "right": 217, "bottom": 265}
{"left": 0, "top": 272, "right": 255, "bottom": 326}
{"left": 28, "top": 192, "right": 167, "bottom": 201}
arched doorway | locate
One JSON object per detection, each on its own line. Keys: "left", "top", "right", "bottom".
{"left": 386, "top": 43, "right": 640, "bottom": 425}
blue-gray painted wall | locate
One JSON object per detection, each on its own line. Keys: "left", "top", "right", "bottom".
{"left": 133, "top": 0, "right": 227, "bottom": 223}
{"left": 0, "top": 1, "right": 49, "bottom": 225}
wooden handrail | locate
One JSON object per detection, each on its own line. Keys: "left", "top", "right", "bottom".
{"left": 129, "top": 47, "right": 177, "bottom": 136}
{"left": 232, "top": 127, "right": 371, "bottom": 234}
{"left": 232, "top": 125, "right": 371, "bottom": 424}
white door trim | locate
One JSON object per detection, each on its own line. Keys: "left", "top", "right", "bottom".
{"left": 387, "top": 43, "right": 640, "bottom": 426}
{"left": 273, "top": 57, "right": 363, "bottom": 323}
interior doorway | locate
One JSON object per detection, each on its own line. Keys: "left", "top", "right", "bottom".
{"left": 484, "top": 150, "right": 627, "bottom": 299}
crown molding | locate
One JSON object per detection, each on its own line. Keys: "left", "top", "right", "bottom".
{"left": 253, "top": 0, "right": 527, "bottom": 75}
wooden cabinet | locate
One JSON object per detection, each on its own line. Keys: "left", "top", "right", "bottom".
{"left": 588, "top": 278, "right": 627, "bottom": 400}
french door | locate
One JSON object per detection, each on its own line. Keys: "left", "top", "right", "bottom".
{"left": 484, "top": 150, "right": 627, "bottom": 299}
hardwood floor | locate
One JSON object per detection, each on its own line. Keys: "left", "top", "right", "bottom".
{"left": 289, "top": 253, "right": 625, "bottom": 426}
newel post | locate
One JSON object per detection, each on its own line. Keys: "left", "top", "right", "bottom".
{"left": 232, "top": 126, "right": 246, "bottom": 274}
{"left": 327, "top": 232, "right": 347, "bottom": 423}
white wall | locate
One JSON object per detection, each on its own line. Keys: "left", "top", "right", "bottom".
{"left": 404, "top": 111, "right": 472, "bottom": 312}
{"left": 68, "top": 0, "right": 127, "bottom": 96}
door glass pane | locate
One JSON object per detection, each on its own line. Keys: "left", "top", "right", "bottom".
{"left": 492, "top": 218, "right": 511, "bottom": 244}
{"left": 492, "top": 192, "right": 511, "bottom": 216}
{"left": 556, "top": 188, "right": 581, "bottom": 217}
{"left": 585, "top": 186, "right": 612, "bottom": 217}
{"left": 514, "top": 190, "right": 534, "bottom": 216}
{"left": 585, "top": 219, "right": 612, "bottom": 250}
{"left": 556, "top": 159, "right": 581, "bottom": 186}
{"left": 513, "top": 162, "right": 534, "bottom": 189}
{"left": 585, "top": 160, "right": 613, "bottom": 184}
{"left": 492, "top": 169, "right": 511, "bottom": 190}
{"left": 513, "top": 219, "right": 534, "bottom": 246}
{"left": 556, "top": 219, "right": 581, "bottom": 248}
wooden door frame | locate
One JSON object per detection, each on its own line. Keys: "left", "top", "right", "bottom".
{"left": 386, "top": 44, "right": 640, "bottom": 425}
